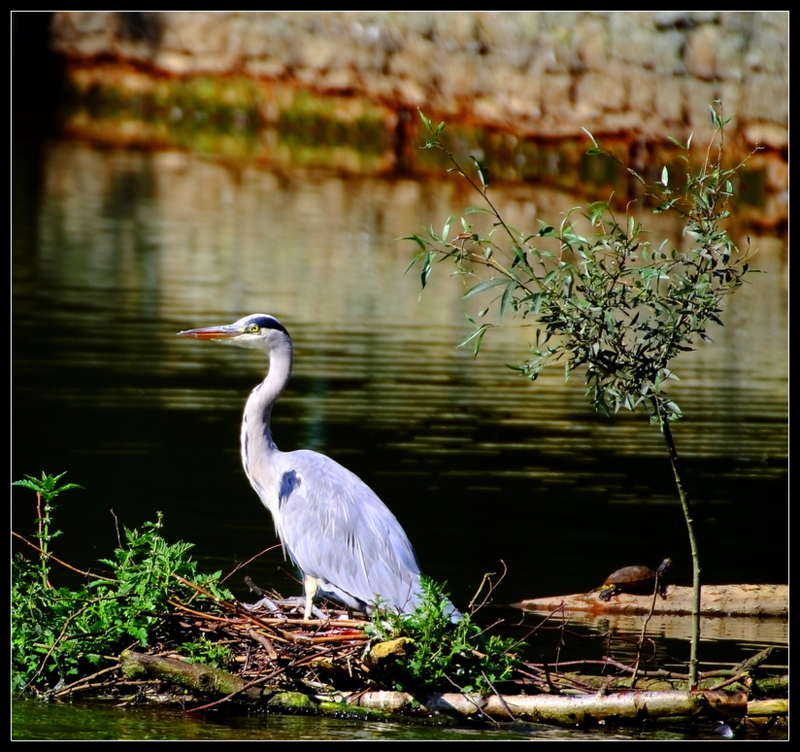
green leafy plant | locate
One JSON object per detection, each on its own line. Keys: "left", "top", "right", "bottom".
{"left": 12, "top": 472, "right": 82, "bottom": 588}
{"left": 180, "top": 636, "right": 236, "bottom": 670}
{"left": 368, "top": 576, "right": 521, "bottom": 694}
{"left": 406, "top": 106, "right": 757, "bottom": 688}
{"left": 12, "top": 473, "right": 233, "bottom": 695}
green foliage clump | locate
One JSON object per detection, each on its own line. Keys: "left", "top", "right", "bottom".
{"left": 180, "top": 637, "right": 236, "bottom": 670}
{"left": 408, "top": 106, "right": 756, "bottom": 427}
{"left": 369, "top": 577, "right": 520, "bottom": 694}
{"left": 12, "top": 473, "right": 232, "bottom": 696}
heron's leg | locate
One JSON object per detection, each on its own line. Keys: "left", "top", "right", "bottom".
{"left": 303, "top": 574, "right": 319, "bottom": 620}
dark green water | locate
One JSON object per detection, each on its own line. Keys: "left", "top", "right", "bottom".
{"left": 14, "top": 696, "right": 765, "bottom": 740}
{"left": 12, "top": 138, "right": 787, "bottom": 739}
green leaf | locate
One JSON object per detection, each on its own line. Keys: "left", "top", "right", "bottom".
{"left": 420, "top": 251, "right": 436, "bottom": 289}
{"left": 401, "top": 234, "right": 427, "bottom": 253}
{"left": 499, "top": 281, "right": 516, "bottom": 319}
{"left": 12, "top": 479, "right": 42, "bottom": 493}
{"left": 441, "top": 216, "right": 454, "bottom": 242}
{"left": 405, "top": 251, "right": 425, "bottom": 274}
{"left": 470, "top": 156, "right": 490, "bottom": 190}
{"left": 542, "top": 269, "right": 560, "bottom": 285}
{"left": 511, "top": 246, "right": 532, "bottom": 272}
{"left": 582, "top": 127, "right": 600, "bottom": 150}
{"left": 418, "top": 109, "right": 431, "bottom": 131}
{"left": 462, "top": 277, "right": 508, "bottom": 299}
{"left": 458, "top": 323, "right": 491, "bottom": 358}
{"left": 588, "top": 200, "right": 610, "bottom": 225}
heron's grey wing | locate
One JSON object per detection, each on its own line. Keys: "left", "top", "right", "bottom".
{"left": 274, "top": 450, "right": 423, "bottom": 613}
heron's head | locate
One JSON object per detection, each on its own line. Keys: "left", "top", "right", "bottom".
{"left": 177, "top": 314, "right": 290, "bottom": 351}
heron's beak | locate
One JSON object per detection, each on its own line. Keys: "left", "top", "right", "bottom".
{"left": 177, "top": 324, "right": 240, "bottom": 340}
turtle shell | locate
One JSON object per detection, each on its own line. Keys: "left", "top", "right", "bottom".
{"left": 603, "top": 565, "right": 657, "bottom": 590}
{"left": 597, "top": 559, "right": 670, "bottom": 601}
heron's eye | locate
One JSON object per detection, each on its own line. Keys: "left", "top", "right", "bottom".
{"left": 248, "top": 324, "right": 260, "bottom": 333}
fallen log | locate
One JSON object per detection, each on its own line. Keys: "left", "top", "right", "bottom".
{"left": 747, "top": 699, "right": 788, "bottom": 717}
{"left": 337, "top": 689, "right": 748, "bottom": 725}
{"left": 513, "top": 584, "right": 787, "bottom": 617}
{"left": 119, "top": 650, "right": 321, "bottom": 713}
{"left": 120, "top": 650, "right": 267, "bottom": 703}
{"left": 119, "top": 650, "right": 750, "bottom": 726}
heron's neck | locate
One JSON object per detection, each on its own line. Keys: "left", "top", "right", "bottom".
{"left": 242, "top": 334, "right": 293, "bottom": 456}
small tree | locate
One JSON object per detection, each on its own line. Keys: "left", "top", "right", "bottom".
{"left": 406, "top": 106, "right": 758, "bottom": 688}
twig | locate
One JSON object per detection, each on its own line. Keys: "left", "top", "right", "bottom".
{"left": 467, "top": 560, "right": 507, "bottom": 613}
{"left": 220, "top": 545, "right": 283, "bottom": 586}
{"left": 12, "top": 531, "right": 117, "bottom": 582}
{"left": 51, "top": 662, "right": 122, "bottom": 698}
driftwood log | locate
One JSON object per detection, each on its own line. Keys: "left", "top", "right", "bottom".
{"left": 513, "top": 584, "right": 788, "bottom": 617}
{"left": 338, "top": 688, "right": 747, "bottom": 725}
{"left": 119, "top": 650, "right": 752, "bottom": 726}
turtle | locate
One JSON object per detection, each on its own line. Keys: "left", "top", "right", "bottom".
{"left": 596, "top": 558, "right": 672, "bottom": 601}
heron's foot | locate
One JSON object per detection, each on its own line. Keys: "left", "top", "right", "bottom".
{"left": 243, "top": 596, "right": 290, "bottom": 618}
{"left": 244, "top": 595, "right": 328, "bottom": 620}
{"left": 271, "top": 595, "right": 313, "bottom": 617}
{"left": 308, "top": 603, "right": 328, "bottom": 620}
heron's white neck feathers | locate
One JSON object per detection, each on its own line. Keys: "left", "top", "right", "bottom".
{"left": 241, "top": 330, "right": 293, "bottom": 485}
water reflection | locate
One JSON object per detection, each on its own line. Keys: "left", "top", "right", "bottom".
{"left": 12, "top": 139, "right": 787, "bottom": 727}
{"left": 13, "top": 696, "right": 733, "bottom": 740}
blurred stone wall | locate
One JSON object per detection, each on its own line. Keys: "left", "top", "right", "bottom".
{"left": 49, "top": 11, "right": 787, "bottom": 150}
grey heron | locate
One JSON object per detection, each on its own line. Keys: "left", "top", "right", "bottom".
{"left": 178, "top": 313, "right": 459, "bottom": 621}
